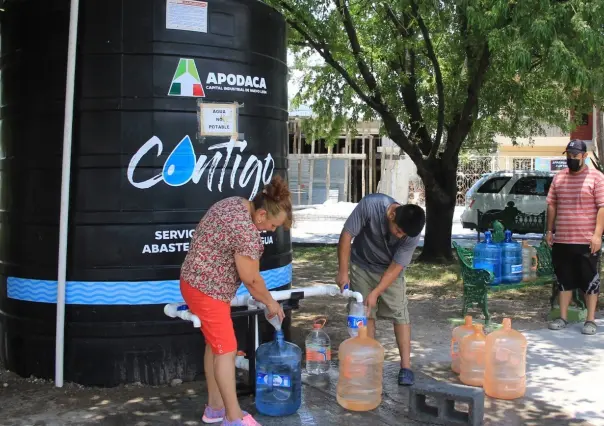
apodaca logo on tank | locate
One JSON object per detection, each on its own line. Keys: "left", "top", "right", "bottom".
{"left": 168, "top": 57, "right": 268, "bottom": 97}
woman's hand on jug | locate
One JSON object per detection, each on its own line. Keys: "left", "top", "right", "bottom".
{"left": 266, "top": 299, "right": 285, "bottom": 322}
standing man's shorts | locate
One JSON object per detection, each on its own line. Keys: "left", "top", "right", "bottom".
{"left": 349, "top": 263, "right": 410, "bottom": 324}
{"left": 552, "top": 243, "right": 601, "bottom": 294}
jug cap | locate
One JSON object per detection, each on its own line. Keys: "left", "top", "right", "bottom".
{"left": 357, "top": 325, "right": 368, "bottom": 338}
{"left": 464, "top": 316, "right": 472, "bottom": 326}
{"left": 472, "top": 324, "right": 483, "bottom": 333}
{"left": 502, "top": 318, "right": 512, "bottom": 329}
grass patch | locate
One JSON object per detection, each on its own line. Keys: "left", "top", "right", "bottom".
{"left": 294, "top": 246, "right": 461, "bottom": 298}
{"left": 405, "top": 261, "right": 461, "bottom": 298}
{"left": 293, "top": 245, "right": 604, "bottom": 307}
{"left": 294, "top": 246, "right": 338, "bottom": 271}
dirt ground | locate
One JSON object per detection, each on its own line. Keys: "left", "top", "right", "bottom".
{"left": 0, "top": 246, "right": 600, "bottom": 425}
{"left": 288, "top": 247, "right": 563, "bottom": 364}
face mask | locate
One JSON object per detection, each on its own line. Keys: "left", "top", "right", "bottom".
{"left": 567, "top": 157, "right": 582, "bottom": 172}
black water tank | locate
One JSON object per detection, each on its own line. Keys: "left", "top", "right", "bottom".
{"left": 0, "top": 0, "right": 290, "bottom": 386}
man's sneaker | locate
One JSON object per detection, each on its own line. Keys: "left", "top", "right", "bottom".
{"left": 220, "top": 411, "right": 261, "bottom": 426}
{"left": 202, "top": 406, "right": 225, "bottom": 424}
{"left": 398, "top": 368, "right": 415, "bottom": 386}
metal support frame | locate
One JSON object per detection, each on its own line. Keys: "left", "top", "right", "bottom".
{"left": 231, "top": 293, "right": 304, "bottom": 396}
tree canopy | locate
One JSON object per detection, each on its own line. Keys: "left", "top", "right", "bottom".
{"left": 268, "top": 0, "right": 604, "bottom": 260}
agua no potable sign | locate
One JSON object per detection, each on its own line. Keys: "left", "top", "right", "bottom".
{"left": 198, "top": 102, "right": 240, "bottom": 138}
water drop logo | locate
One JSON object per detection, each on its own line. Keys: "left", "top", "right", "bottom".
{"left": 162, "top": 136, "right": 196, "bottom": 186}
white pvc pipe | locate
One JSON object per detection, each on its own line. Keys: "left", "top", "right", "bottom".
{"left": 164, "top": 285, "right": 364, "bottom": 329}
{"left": 55, "top": 0, "right": 81, "bottom": 389}
{"left": 230, "top": 294, "right": 251, "bottom": 307}
{"left": 231, "top": 284, "right": 363, "bottom": 306}
{"left": 164, "top": 303, "right": 202, "bottom": 328}
{"left": 246, "top": 285, "right": 364, "bottom": 308}
{"left": 254, "top": 316, "right": 259, "bottom": 350}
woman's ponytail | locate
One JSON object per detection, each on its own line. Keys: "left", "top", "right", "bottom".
{"left": 252, "top": 175, "right": 293, "bottom": 229}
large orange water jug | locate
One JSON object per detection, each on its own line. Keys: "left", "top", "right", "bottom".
{"left": 459, "top": 324, "right": 486, "bottom": 387}
{"left": 484, "top": 318, "right": 527, "bottom": 400}
{"left": 336, "top": 325, "right": 384, "bottom": 411}
{"left": 451, "top": 316, "right": 474, "bottom": 373}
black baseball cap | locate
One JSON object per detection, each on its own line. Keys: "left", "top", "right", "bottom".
{"left": 563, "top": 140, "right": 587, "bottom": 155}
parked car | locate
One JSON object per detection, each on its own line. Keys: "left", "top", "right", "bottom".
{"left": 461, "top": 170, "right": 555, "bottom": 234}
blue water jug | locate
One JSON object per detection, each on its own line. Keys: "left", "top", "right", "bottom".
{"left": 501, "top": 230, "right": 523, "bottom": 284}
{"left": 255, "top": 329, "right": 302, "bottom": 416}
{"left": 473, "top": 231, "right": 502, "bottom": 285}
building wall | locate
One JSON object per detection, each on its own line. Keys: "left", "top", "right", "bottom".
{"left": 570, "top": 111, "right": 593, "bottom": 141}
{"left": 288, "top": 158, "right": 346, "bottom": 205}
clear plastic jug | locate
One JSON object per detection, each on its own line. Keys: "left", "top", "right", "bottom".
{"left": 255, "top": 329, "right": 302, "bottom": 416}
{"left": 484, "top": 318, "right": 527, "bottom": 400}
{"left": 521, "top": 241, "right": 538, "bottom": 282}
{"left": 451, "top": 316, "right": 474, "bottom": 374}
{"left": 347, "top": 300, "right": 367, "bottom": 337}
{"left": 337, "top": 326, "right": 384, "bottom": 411}
{"left": 459, "top": 324, "right": 486, "bottom": 387}
{"left": 305, "top": 318, "right": 331, "bottom": 375}
{"left": 501, "top": 230, "right": 523, "bottom": 284}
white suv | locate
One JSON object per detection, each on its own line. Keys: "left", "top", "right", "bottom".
{"left": 461, "top": 170, "right": 556, "bottom": 234}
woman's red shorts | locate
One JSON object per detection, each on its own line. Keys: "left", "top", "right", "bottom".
{"left": 180, "top": 279, "right": 237, "bottom": 355}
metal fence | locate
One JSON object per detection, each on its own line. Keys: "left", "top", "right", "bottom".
{"left": 289, "top": 151, "right": 560, "bottom": 208}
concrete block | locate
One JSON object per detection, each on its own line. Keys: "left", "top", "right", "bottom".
{"left": 408, "top": 381, "right": 484, "bottom": 426}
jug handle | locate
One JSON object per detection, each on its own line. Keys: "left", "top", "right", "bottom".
{"left": 267, "top": 372, "right": 274, "bottom": 393}
{"left": 314, "top": 317, "right": 328, "bottom": 328}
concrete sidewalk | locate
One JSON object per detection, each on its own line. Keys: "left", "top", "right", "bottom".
{"left": 1, "top": 321, "right": 601, "bottom": 425}
{"left": 524, "top": 318, "right": 604, "bottom": 425}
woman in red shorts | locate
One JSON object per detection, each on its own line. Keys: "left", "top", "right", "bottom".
{"left": 180, "top": 175, "right": 292, "bottom": 426}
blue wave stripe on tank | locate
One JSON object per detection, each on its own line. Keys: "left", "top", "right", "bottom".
{"left": 6, "top": 263, "right": 292, "bottom": 305}
{"left": 235, "top": 263, "right": 292, "bottom": 296}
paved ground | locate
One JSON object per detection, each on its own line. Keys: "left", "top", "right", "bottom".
{"left": 0, "top": 363, "right": 592, "bottom": 426}
{"left": 291, "top": 205, "right": 542, "bottom": 245}
{"left": 2, "top": 319, "right": 601, "bottom": 426}
{"left": 524, "top": 318, "right": 604, "bottom": 425}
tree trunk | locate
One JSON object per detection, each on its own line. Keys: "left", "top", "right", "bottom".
{"left": 417, "top": 160, "right": 457, "bottom": 263}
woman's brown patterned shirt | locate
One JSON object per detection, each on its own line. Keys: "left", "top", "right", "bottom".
{"left": 180, "top": 197, "right": 264, "bottom": 303}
